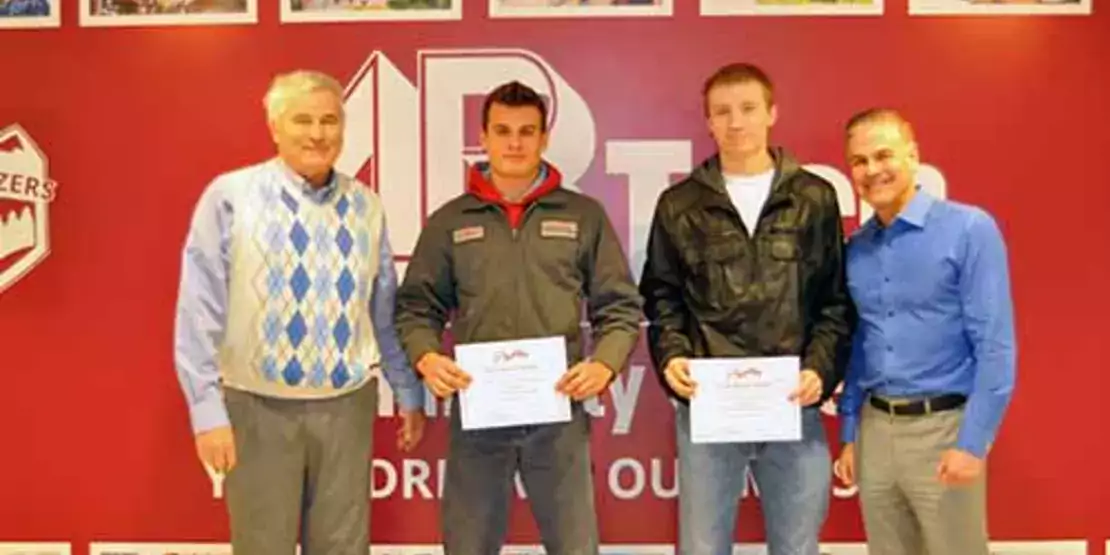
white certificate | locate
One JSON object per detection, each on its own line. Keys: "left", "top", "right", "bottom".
{"left": 688, "top": 356, "right": 802, "bottom": 444}
{"left": 455, "top": 336, "right": 572, "bottom": 431}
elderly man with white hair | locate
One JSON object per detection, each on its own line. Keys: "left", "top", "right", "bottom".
{"left": 173, "top": 69, "right": 426, "bottom": 554}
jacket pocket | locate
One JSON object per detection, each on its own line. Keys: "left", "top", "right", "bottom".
{"left": 684, "top": 234, "right": 746, "bottom": 311}
{"left": 765, "top": 225, "right": 802, "bottom": 262}
{"left": 758, "top": 226, "right": 803, "bottom": 311}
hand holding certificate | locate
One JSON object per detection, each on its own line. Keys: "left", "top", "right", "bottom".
{"left": 454, "top": 336, "right": 572, "bottom": 431}
{"left": 688, "top": 356, "right": 802, "bottom": 444}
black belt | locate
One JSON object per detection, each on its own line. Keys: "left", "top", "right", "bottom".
{"left": 869, "top": 393, "right": 966, "bottom": 416}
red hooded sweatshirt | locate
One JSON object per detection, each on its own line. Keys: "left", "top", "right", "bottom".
{"left": 466, "top": 163, "right": 563, "bottom": 229}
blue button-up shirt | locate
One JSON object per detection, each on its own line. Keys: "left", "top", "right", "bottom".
{"left": 173, "top": 159, "right": 425, "bottom": 434}
{"left": 838, "top": 190, "right": 1016, "bottom": 458}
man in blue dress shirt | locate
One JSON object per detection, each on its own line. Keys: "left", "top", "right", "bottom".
{"left": 834, "top": 108, "right": 1016, "bottom": 555}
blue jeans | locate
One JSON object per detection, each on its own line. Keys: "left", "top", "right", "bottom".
{"left": 676, "top": 404, "right": 832, "bottom": 555}
{"left": 441, "top": 397, "right": 598, "bottom": 555}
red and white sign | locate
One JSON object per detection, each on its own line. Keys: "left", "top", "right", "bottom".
{"left": 0, "top": 125, "right": 57, "bottom": 295}
{"left": 0, "top": 10, "right": 1107, "bottom": 555}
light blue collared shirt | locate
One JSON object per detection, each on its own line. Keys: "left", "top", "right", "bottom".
{"left": 173, "top": 159, "right": 425, "bottom": 434}
{"left": 838, "top": 189, "right": 1016, "bottom": 458}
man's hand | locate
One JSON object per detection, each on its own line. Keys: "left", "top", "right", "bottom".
{"left": 556, "top": 360, "right": 615, "bottom": 400}
{"left": 397, "top": 409, "right": 426, "bottom": 452}
{"left": 663, "top": 357, "right": 696, "bottom": 398}
{"left": 415, "top": 352, "right": 472, "bottom": 398}
{"left": 788, "top": 369, "right": 824, "bottom": 406}
{"left": 834, "top": 442, "right": 856, "bottom": 486}
{"left": 195, "top": 426, "right": 236, "bottom": 475}
{"left": 937, "top": 448, "right": 984, "bottom": 486}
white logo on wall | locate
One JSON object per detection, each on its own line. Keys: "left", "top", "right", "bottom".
{"left": 338, "top": 47, "right": 948, "bottom": 425}
{"left": 336, "top": 48, "right": 948, "bottom": 288}
{"left": 0, "top": 124, "right": 59, "bottom": 294}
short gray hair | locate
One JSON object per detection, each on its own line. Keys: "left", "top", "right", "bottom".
{"left": 263, "top": 70, "right": 345, "bottom": 122}
{"left": 845, "top": 107, "right": 916, "bottom": 143}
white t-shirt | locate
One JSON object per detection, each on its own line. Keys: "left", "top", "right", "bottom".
{"left": 724, "top": 168, "right": 775, "bottom": 236}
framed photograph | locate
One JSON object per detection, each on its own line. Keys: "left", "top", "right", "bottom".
{"left": 0, "top": 544, "right": 71, "bottom": 555}
{"left": 489, "top": 0, "right": 672, "bottom": 19}
{"left": 730, "top": 544, "right": 868, "bottom": 555}
{"left": 987, "top": 541, "right": 1089, "bottom": 555}
{"left": 79, "top": 0, "right": 256, "bottom": 27}
{"left": 89, "top": 544, "right": 232, "bottom": 555}
{"left": 0, "top": 0, "right": 59, "bottom": 29}
{"left": 701, "top": 0, "right": 881, "bottom": 15}
{"left": 909, "top": 0, "right": 1089, "bottom": 15}
{"left": 281, "top": 0, "right": 460, "bottom": 23}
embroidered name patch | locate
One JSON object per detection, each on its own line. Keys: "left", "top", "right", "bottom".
{"left": 541, "top": 220, "right": 579, "bottom": 239}
{"left": 452, "top": 225, "right": 485, "bottom": 244}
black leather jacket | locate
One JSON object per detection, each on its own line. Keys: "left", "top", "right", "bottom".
{"left": 639, "top": 148, "right": 854, "bottom": 404}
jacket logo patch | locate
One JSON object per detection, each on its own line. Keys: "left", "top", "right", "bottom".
{"left": 452, "top": 226, "right": 485, "bottom": 244}
{"left": 541, "top": 220, "right": 578, "bottom": 239}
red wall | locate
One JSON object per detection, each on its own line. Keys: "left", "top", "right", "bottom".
{"left": 2, "top": 1, "right": 1109, "bottom": 552}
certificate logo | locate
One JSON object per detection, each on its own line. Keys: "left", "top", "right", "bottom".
{"left": 493, "top": 348, "right": 530, "bottom": 364}
{"left": 725, "top": 367, "right": 763, "bottom": 387}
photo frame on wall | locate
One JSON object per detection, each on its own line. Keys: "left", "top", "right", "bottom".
{"left": 701, "top": 0, "right": 882, "bottom": 16}
{"left": 985, "top": 541, "right": 1089, "bottom": 555}
{"left": 0, "top": 0, "right": 59, "bottom": 29}
{"left": 0, "top": 543, "right": 72, "bottom": 555}
{"left": 908, "top": 0, "right": 1089, "bottom": 15}
{"left": 489, "top": 0, "right": 672, "bottom": 19}
{"left": 79, "top": 0, "right": 256, "bottom": 26}
{"left": 281, "top": 0, "right": 460, "bottom": 23}
{"left": 90, "top": 543, "right": 232, "bottom": 555}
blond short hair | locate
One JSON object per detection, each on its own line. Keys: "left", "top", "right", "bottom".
{"left": 263, "top": 70, "right": 345, "bottom": 122}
